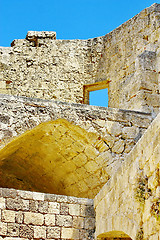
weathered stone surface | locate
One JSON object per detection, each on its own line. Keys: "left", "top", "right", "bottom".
{"left": 34, "top": 226, "right": 46, "bottom": 239}
{"left": 61, "top": 227, "right": 79, "bottom": 239}
{"left": 19, "top": 225, "right": 34, "bottom": 238}
{"left": 0, "top": 222, "right": 7, "bottom": 235}
{"left": 112, "top": 139, "right": 125, "bottom": 153}
{"left": 55, "top": 215, "right": 73, "bottom": 227}
{"left": 48, "top": 202, "right": 60, "bottom": 214}
{"left": 2, "top": 210, "right": 15, "bottom": 223}
{"left": 24, "top": 212, "right": 44, "bottom": 225}
{"left": 44, "top": 214, "right": 55, "bottom": 226}
{"left": 7, "top": 223, "right": 19, "bottom": 237}
{"left": 6, "top": 198, "right": 29, "bottom": 211}
{"left": 46, "top": 226, "right": 61, "bottom": 239}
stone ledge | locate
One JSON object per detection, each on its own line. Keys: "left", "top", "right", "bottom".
{"left": 26, "top": 31, "right": 56, "bottom": 41}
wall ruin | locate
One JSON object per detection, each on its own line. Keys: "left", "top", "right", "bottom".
{"left": 0, "top": 4, "right": 160, "bottom": 113}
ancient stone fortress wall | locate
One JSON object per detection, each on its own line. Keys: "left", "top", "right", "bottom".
{"left": 0, "top": 188, "right": 95, "bottom": 239}
{"left": 94, "top": 113, "right": 160, "bottom": 240}
{"left": 0, "top": 3, "right": 160, "bottom": 113}
{"left": 0, "top": 94, "right": 153, "bottom": 199}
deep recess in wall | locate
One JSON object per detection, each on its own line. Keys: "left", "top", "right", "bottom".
{"left": 89, "top": 88, "right": 108, "bottom": 107}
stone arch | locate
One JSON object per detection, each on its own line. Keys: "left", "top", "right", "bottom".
{"left": 0, "top": 119, "right": 111, "bottom": 199}
{"left": 97, "top": 230, "right": 132, "bottom": 240}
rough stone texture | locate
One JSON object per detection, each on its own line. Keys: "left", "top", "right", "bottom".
{"left": 0, "top": 4, "right": 160, "bottom": 240}
{"left": 0, "top": 189, "right": 95, "bottom": 239}
{"left": 0, "top": 4, "right": 160, "bottom": 113}
{"left": 95, "top": 113, "right": 160, "bottom": 240}
{"left": 0, "top": 94, "right": 153, "bottom": 198}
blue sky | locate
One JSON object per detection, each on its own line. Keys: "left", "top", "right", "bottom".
{"left": 0, "top": 0, "right": 159, "bottom": 107}
{"left": 0, "top": 0, "right": 158, "bottom": 47}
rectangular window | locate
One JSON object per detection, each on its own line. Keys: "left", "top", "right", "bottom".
{"left": 83, "top": 80, "right": 110, "bottom": 107}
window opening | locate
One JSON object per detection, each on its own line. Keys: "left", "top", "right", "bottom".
{"left": 89, "top": 88, "right": 108, "bottom": 107}
{"left": 83, "top": 80, "right": 110, "bottom": 107}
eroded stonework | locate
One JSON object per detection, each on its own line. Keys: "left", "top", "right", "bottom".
{"left": 0, "top": 3, "right": 160, "bottom": 240}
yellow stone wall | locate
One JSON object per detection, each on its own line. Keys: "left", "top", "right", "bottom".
{"left": 0, "top": 4, "right": 160, "bottom": 112}
{"left": 94, "top": 113, "right": 160, "bottom": 240}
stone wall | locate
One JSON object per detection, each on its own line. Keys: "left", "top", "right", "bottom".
{"left": 0, "top": 4, "right": 160, "bottom": 113}
{"left": 0, "top": 94, "right": 153, "bottom": 198}
{"left": 0, "top": 187, "right": 95, "bottom": 239}
{"left": 94, "top": 113, "right": 160, "bottom": 240}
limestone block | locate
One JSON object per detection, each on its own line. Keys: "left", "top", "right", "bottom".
{"left": 84, "top": 217, "right": 95, "bottom": 230}
{"left": 24, "top": 212, "right": 44, "bottom": 225}
{"left": 61, "top": 227, "right": 79, "bottom": 239}
{"left": 6, "top": 198, "right": 29, "bottom": 211}
{"left": 7, "top": 223, "right": 19, "bottom": 237}
{"left": 105, "top": 121, "right": 122, "bottom": 136}
{"left": 122, "top": 126, "right": 139, "bottom": 139}
{"left": 102, "top": 133, "right": 115, "bottom": 148}
{"left": 26, "top": 31, "right": 56, "bottom": 40}
{"left": 0, "top": 222, "right": 7, "bottom": 235}
{"left": 60, "top": 203, "right": 69, "bottom": 215}
{"left": 19, "top": 225, "right": 34, "bottom": 238}
{"left": 34, "top": 226, "right": 46, "bottom": 239}
{"left": 56, "top": 215, "right": 73, "bottom": 227}
{"left": 32, "top": 192, "right": 44, "bottom": 201}
{"left": 69, "top": 204, "right": 80, "bottom": 216}
{"left": 38, "top": 200, "right": 48, "bottom": 213}
{"left": 15, "top": 211, "right": 23, "bottom": 224}
{"left": 84, "top": 145, "right": 99, "bottom": 159}
{"left": 73, "top": 216, "right": 85, "bottom": 229}
{"left": 44, "top": 214, "right": 55, "bottom": 226}
{"left": 0, "top": 197, "right": 5, "bottom": 209}
{"left": 84, "top": 160, "right": 99, "bottom": 173}
{"left": 46, "top": 226, "right": 61, "bottom": 239}
{"left": 48, "top": 202, "right": 60, "bottom": 214}
{"left": 80, "top": 205, "right": 95, "bottom": 217}
{"left": 2, "top": 210, "right": 15, "bottom": 223}
{"left": 112, "top": 139, "right": 125, "bottom": 153}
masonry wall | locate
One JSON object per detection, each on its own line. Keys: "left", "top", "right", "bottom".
{"left": 94, "top": 113, "right": 160, "bottom": 240}
{"left": 0, "top": 188, "right": 95, "bottom": 239}
{"left": 0, "top": 94, "right": 153, "bottom": 198}
{"left": 0, "top": 4, "right": 160, "bottom": 113}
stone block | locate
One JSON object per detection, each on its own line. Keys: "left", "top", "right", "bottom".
{"left": 19, "top": 225, "right": 34, "bottom": 238}
{"left": 2, "top": 210, "right": 15, "bottom": 223}
{"left": 44, "top": 214, "right": 55, "bottom": 226}
{"left": 60, "top": 203, "right": 69, "bottom": 215}
{"left": 32, "top": 192, "right": 44, "bottom": 201}
{"left": 34, "top": 226, "right": 46, "bottom": 239}
{"left": 112, "top": 139, "right": 125, "bottom": 153}
{"left": 80, "top": 205, "right": 95, "bottom": 217}
{"left": 0, "top": 222, "right": 7, "bottom": 235}
{"left": 38, "top": 200, "right": 48, "bottom": 213}
{"left": 6, "top": 198, "right": 29, "bottom": 211}
{"left": 122, "top": 126, "right": 139, "bottom": 139}
{"left": 61, "top": 227, "right": 79, "bottom": 239}
{"left": 69, "top": 204, "right": 80, "bottom": 216}
{"left": 15, "top": 211, "right": 23, "bottom": 223}
{"left": 48, "top": 202, "right": 60, "bottom": 214}
{"left": 24, "top": 212, "right": 44, "bottom": 225}
{"left": 0, "top": 197, "right": 5, "bottom": 209}
{"left": 2, "top": 189, "right": 17, "bottom": 198}
{"left": 73, "top": 216, "right": 85, "bottom": 229}
{"left": 84, "top": 217, "right": 95, "bottom": 230}
{"left": 56, "top": 215, "right": 73, "bottom": 227}
{"left": 46, "top": 226, "right": 61, "bottom": 239}
{"left": 7, "top": 223, "right": 19, "bottom": 237}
